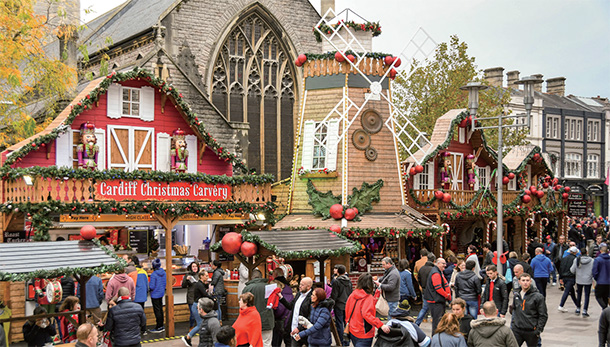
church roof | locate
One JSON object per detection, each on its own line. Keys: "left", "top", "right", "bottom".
{"left": 81, "top": 0, "right": 176, "bottom": 53}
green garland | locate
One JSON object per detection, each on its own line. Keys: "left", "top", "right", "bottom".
{"left": 0, "top": 166, "right": 274, "bottom": 185}
{"left": 250, "top": 225, "right": 442, "bottom": 240}
{"left": 2, "top": 200, "right": 277, "bottom": 241}
{"left": 0, "top": 238, "right": 127, "bottom": 282}
{"left": 314, "top": 20, "right": 382, "bottom": 42}
{"left": 303, "top": 51, "right": 393, "bottom": 61}
{"left": 211, "top": 230, "right": 362, "bottom": 258}
{"left": 440, "top": 203, "right": 566, "bottom": 221}
{"left": 413, "top": 111, "right": 554, "bottom": 178}
{"left": 3, "top": 67, "right": 254, "bottom": 175}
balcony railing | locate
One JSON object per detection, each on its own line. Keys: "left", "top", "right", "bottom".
{"left": 406, "top": 189, "right": 562, "bottom": 214}
{"left": 2, "top": 176, "right": 272, "bottom": 205}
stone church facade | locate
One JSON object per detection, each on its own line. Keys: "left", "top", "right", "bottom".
{"left": 79, "top": 0, "right": 322, "bottom": 180}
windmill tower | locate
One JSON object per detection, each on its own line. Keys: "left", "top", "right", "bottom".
{"left": 277, "top": 8, "right": 439, "bottom": 231}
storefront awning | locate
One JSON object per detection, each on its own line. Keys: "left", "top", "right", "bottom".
{"left": 245, "top": 229, "right": 361, "bottom": 259}
{"left": 0, "top": 240, "right": 124, "bottom": 281}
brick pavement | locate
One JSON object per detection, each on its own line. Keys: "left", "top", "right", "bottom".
{"left": 140, "top": 283, "right": 602, "bottom": 347}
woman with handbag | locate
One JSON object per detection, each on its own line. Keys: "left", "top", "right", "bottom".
{"left": 345, "top": 274, "right": 390, "bottom": 347}
{"left": 58, "top": 296, "right": 80, "bottom": 343}
{"left": 294, "top": 288, "right": 333, "bottom": 347}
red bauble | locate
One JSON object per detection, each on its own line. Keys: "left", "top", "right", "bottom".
{"left": 508, "top": 172, "right": 515, "bottom": 180}
{"left": 297, "top": 54, "right": 307, "bottom": 65}
{"left": 393, "top": 58, "right": 402, "bottom": 67}
{"left": 80, "top": 225, "right": 97, "bottom": 240}
{"left": 459, "top": 119, "right": 468, "bottom": 128}
{"left": 522, "top": 194, "right": 531, "bottom": 203}
{"left": 347, "top": 54, "right": 356, "bottom": 63}
{"left": 530, "top": 185, "right": 537, "bottom": 193}
{"left": 389, "top": 68, "right": 397, "bottom": 79}
{"left": 555, "top": 185, "right": 562, "bottom": 191}
{"left": 353, "top": 207, "right": 359, "bottom": 215}
{"left": 221, "top": 232, "right": 243, "bottom": 254}
{"left": 502, "top": 177, "right": 510, "bottom": 185}
{"left": 414, "top": 165, "right": 424, "bottom": 173}
{"left": 409, "top": 167, "right": 417, "bottom": 176}
{"left": 466, "top": 116, "right": 472, "bottom": 124}
{"left": 384, "top": 55, "right": 394, "bottom": 66}
{"left": 552, "top": 178, "right": 559, "bottom": 185}
{"left": 524, "top": 189, "right": 531, "bottom": 195}
{"left": 335, "top": 51, "right": 345, "bottom": 62}
{"left": 344, "top": 208, "right": 357, "bottom": 221}
{"left": 295, "top": 58, "right": 303, "bottom": 67}
{"left": 330, "top": 225, "right": 341, "bottom": 233}
{"left": 240, "top": 242, "right": 258, "bottom": 257}
{"left": 329, "top": 204, "right": 344, "bottom": 220}
{"left": 564, "top": 186, "right": 571, "bottom": 193}
{"left": 562, "top": 192, "right": 569, "bottom": 199}
{"left": 542, "top": 182, "right": 549, "bottom": 189}
{"left": 442, "top": 193, "right": 452, "bottom": 203}
{"left": 434, "top": 190, "right": 445, "bottom": 200}
{"left": 536, "top": 190, "right": 544, "bottom": 198}
{"left": 425, "top": 230, "right": 431, "bottom": 237}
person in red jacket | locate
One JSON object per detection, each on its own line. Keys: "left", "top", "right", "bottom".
{"left": 232, "top": 292, "right": 263, "bottom": 347}
{"left": 344, "top": 273, "right": 390, "bottom": 347}
{"left": 424, "top": 257, "right": 451, "bottom": 334}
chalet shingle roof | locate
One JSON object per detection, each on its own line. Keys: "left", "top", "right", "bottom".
{"left": 250, "top": 229, "right": 360, "bottom": 258}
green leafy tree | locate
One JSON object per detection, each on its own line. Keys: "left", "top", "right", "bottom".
{"left": 393, "top": 35, "right": 527, "bottom": 159}
{"left": 0, "top": 0, "right": 80, "bottom": 150}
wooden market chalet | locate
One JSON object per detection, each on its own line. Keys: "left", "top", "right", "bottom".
{"left": 0, "top": 68, "right": 274, "bottom": 340}
{"left": 403, "top": 109, "right": 569, "bottom": 255}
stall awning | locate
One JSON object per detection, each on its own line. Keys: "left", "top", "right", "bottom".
{"left": 0, "top": 240, "right": 124, "bottom": 281}
{"left": 245, "top": 229, "right": 361, "bottom": 259}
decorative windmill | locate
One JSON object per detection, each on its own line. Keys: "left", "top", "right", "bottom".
{"left": 288, "top": 8, "right": 437, "bottom": 209}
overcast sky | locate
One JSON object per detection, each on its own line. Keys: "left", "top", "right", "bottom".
{"left": 81, "top": 0, "right": 609, "bottom": 98}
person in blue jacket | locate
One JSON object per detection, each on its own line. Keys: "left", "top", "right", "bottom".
{"left": 131, "top": 256, "right": 149, "bottom": 309}
{"left": 77, "top": 275, "right": 105, "bottom": 324}
{"left": 295, "top": 287, "right": 334, "bottom": 347}
{"left": 398, "top": 259, "right": 416, "bottom": 302}
{"left": 530, "top": 247, "right": 554, "bottom": 297}
{"left": 148, "top": 258, "right": 166, "bottom": 333}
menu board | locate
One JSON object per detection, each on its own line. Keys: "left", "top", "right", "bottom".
{"left": 129, "top": 230, "right": 149, "bottom": 253}
{"left": 568, "top": 199, "right": 587, "bottom": 217}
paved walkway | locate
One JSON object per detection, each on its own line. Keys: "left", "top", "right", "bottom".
{"left": 141, "top": 283, "right": 602, "bottom": 347}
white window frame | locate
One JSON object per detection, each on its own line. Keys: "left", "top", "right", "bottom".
{"left": 576, "top": 119, "right": 582, "bottom": 140}
{"left": 107, "top": 83, "right": 155, "bottom": 121}
{"left": 301, "top": 119, "right": 339, "bottom": 171}
{"left": 588, "top": 120, "right": 600, "bottom": 142}
{"left": 475, "top": 166, "right": 490, "bottom": 190}
{"left": 587, "top": 120, "right": 593, "bottom": 141}
{"left": 552, "top": 117, "right": 559, "bottom": 138}
{"left": 564, "top": 119, "right": 569, "bottom": 138}
{"left": 546, "top": 117, "right": 553, "bottom": 138}
{"left": 587, "top": 154, "right": 599, "bottom": 178}
{"left": 564, "top": 153, "right": 582, "bottom": 178}
{"left": 312, "top": 122, "right": 328, "bottom": 170}
{"left": 121, "top": 86, "right": 141, "bottom": 118}
{"left": 414, "top": 162, "right": 435, "bottom": 190}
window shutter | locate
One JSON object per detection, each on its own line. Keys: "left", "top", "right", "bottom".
{"left": 156, "top": 132, "right": 171, "bottom": 172}
{"left": 486, "top": 166, "right": 491, "bottom": 188}
{"left": 326, "top": 119, "right": 340, "bottom": 171}
{"left": 107, "top": 83, "right": 122, "bottom": 119}
{"left": 185, "top": 135, "right": 198, "bottom": 173}
{"left": 94, "top": 128, "right": 106, "bottom": 170}
{"left": 301, "top": 120, "right": 315, "bottom": 170}
{"left": 427, "top": 162, "right": 435, "bottom": 188}
{"left": 55, "top": 130, "right": 73, "bottom": 168}
{"left": 413, "top": 166, "right": 421, "bottom": 190}
{"left": 508, "top": 177, "right": 516, "bottom": 191}
{"left": 140, "top": 86, "right": 155, "bottom": 122}
{"left": 458, "top": 128, "right": 466, "bottom": 143}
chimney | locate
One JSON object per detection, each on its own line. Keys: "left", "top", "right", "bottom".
{"left": 532, "top": 74, "right": 544, "bottom": 93}
{"left": 484, "top": 67, "right": 504, "bottom": 88}
{"left": 506, "top": 70, "right": 520, "bottom": 90}
{"left": 546, "top": 77, "right": 566, "bottom": 96}
{"left": 321, "top": 0, "right": 335, "bottom": 18}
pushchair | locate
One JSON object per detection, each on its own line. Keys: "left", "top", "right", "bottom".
{"left": 373, "top": 321, "right": 417, "bottom": 347}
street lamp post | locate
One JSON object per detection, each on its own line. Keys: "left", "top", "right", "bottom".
{"left": 460, "top": 76, "right": 541, "bottom": 274}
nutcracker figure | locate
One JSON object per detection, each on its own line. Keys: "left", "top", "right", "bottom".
{"left": 171, "top": 128, "right": 188, "bottom": 172}
{"left": 76, "top": 122, "right": 99, "bottom": 170}
{"left": 466, "top": 154, "right": 476, "bottom": 189}
{"left": 440, "top": 152, "right": 452, "bottom": 189}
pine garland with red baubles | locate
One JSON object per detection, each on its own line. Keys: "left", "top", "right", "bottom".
{"left": 314, "top": 20, "right": 382, "bottom": 42}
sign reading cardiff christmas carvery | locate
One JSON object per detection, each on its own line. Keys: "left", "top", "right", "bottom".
{"left": 95, "top": 180, "right": 231, "bottom": 201}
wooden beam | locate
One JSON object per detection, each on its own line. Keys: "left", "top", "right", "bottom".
{"left": 3, "top": 212, "right": 14, "bottom": 231}
{"left": 154, "top": 214, "right": 180, "bottom": 338}
{"left": 199, "top": 141, "right": 207, "bottom": 165}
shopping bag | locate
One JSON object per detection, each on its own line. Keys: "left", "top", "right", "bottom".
{"left": 375, "top": 292, "right": 389, "bottom": 316}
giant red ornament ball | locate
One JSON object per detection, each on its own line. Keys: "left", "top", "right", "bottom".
{"left": 508, "top": 172, "right": 515, "bottom": 180}
{"left": 329, "top": 204, "right": 344, "bottom": 220}
{"left": 524, "top": 189, "right": 531, "bottom": 195}
{"left": 297, "top": 54, "right": 307, "bottom": 65}
{"left": 334, "top": 51, "right": 345, "bottom": 62}
{"left": 344, "top": 208, "right": 357, "bottom": 221}
{"left": 536, "top": 190, "right": 544, "bottom": 198}
{"left": 240, "top": 242, "right": 258, "bottom": 257}
{"left": 434, "top": 190, "right": 445, "bottom": 200}
{"left": 530, "top": 185, "right": 537, "bottom": 193}
{"left": 502, "top": 177, "right": 510, "bottom": 185}
{"left": 442, "top": 193, "right": 452, "bottom": 203}
{"left": 414, "top": 165, "right": 424, "bottom": 173}
{"left": 330, "top": 225, "right": 341, "bottom": 233}
{"left": 347, "top": 54, "right": 356, "bottom": 63}
{"left": 564, "top": 186, "right": 571, "bottom": 193}
{"left": 409, "top": 167, "right": 416, "bottom": 176}
{"left": 389, "top": 68, "right": 397, "bottom": 79}
{"left": 393, "top": 57, "right": 402, "bottom": 67}
{"left": 221, "top": 232, "right": 243, "bottom": 254}
{"left": 80, "top": 225, "right": 97, "bottom": 240}
{"left": 384, "top": 55, "right": 394, "bottom": 66}
{"left": 522, "top": 194, "right": 531, "bottom": 203}
{"left": 562, "top": 192, "right": 569, "bottom": 199}
{"left": 542, "top": 182, "right": 549, "bottom": 189}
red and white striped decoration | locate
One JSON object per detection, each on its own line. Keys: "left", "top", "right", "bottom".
{"left": 440, "top": 223, "right": 450, "bottom": 257}
{"left": 486, "top": 221, "right": 496, "bottom": 244}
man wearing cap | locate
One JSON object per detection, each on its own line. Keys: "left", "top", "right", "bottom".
{"left": 558, "top": 247, "right": 579, "bottom": 312}
{"left": 382, "top": 300, "right": 430, "bottom": 347}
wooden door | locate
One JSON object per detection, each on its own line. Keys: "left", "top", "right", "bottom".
{"left": 448, "top": 152, "right": 463, "bottom": 190}
{"left": 108, "top": 126, "right": 154, "bottom": 171}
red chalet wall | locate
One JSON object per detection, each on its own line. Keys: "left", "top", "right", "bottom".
{"left": 12, "top": 80, "right": 232, "bottom": 176}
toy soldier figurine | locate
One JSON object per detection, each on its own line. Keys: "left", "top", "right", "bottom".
{"left": 77, "top": 122, "right": 99, "bottom": 170}
{"left": 171, "top": 128, "right": 188, "bottom": 172}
